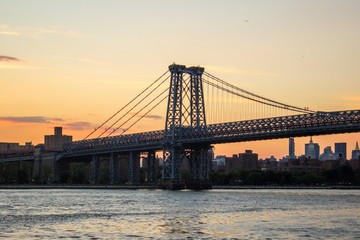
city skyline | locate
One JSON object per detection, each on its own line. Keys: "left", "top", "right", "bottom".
{"left": 1, "top": 1, "right": 360, "bottom": 159}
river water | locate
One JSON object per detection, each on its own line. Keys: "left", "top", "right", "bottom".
{"left": 0, "top": 189, "right": 359, "bottom": 239}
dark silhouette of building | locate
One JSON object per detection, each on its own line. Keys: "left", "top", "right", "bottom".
{"left": 351, "top": 141, "right": 360, "bottom": 160}
{"left": 335, "top": 142, "right": 347, "bottom": 159}
{"left": 289, "top": 137, "right": 295, "bottom": 158}
{"left": 305, "top": 137, "right": 320, "bottom": 159}
{"left": 44, "top": 127, "right": 72, "bottom": 151}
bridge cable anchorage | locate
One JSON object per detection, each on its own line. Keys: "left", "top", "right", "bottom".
{"left": 98, "top": 75, "right": 170, "bottom": 138}
{"left": 62, "top": 70, "right": 169, "bottom": 156}
{"left": 203, "top": 72, "right": 315, "bottom": 115}
{"left": 106, "top": 87, "right": 169, "bottom": 137}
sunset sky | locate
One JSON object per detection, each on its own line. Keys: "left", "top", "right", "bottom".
{"left": 1, "top": 0, "right": 359, "bottom": 159}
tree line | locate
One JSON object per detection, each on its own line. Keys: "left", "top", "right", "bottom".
{"left": 209, "top": 166, "right": 360, "bottom": 186}
{"left": 1, "top": 161, "right": 360, "bottom": 186}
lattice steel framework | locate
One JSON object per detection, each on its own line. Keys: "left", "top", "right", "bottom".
{"left": 162, "top": 64, "right": 210, "bottom": 185}
{"left": 163, "top": 64, "right": 186, "bottom": 181}
{"left": 61, "top": 110, "right": 360, "bottom": 158}
{"left": 189, "top": 66, "right": 206, "bottom": 128}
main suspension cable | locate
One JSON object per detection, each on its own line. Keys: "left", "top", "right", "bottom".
{"left": 107, "top": 87, "right": 169, "bottom": 136}
{"left": 203, "top": 78, "right": 312, "bottom": 114}
{"left": 63, "top": 70, "right": 169, "bottom": 155}
{"left": 204, "top": 72, "right": 315, "bottom": 114}
{"left": 97, "top": 75, "right": 170, "bottom": 138}
{"left": 118, "top": 94, "right": 168, "bottom": 136}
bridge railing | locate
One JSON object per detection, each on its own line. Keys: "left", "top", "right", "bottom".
{"left": 63, "top": 130, "right": 164, "bottom": 156}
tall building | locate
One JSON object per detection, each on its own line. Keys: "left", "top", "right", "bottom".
{"left": 351, "top": 141, "right": 360, "bottom": 160}
{"left": 289, "top": 137, "right": 295, "bottom": 158}
{"left": 239, "top": 150, "right": 259, "bottom": 170}
{"left": 305, "top": 137, "right": 320, "bottom": 159}
{"left": 44, "top": 127, "right": 72, "bottom": 151}
{"left": 335, "top": 142, "right": 347, "bottom": 159}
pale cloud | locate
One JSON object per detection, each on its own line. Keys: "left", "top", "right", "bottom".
{"left": 0, "top": 31, "right": 20, "bottom": 36}
{"left": 0, "top": 23, "right": 86, "bottom": 39}
{"left": 31, "top": 26, "right": 87, "bottom": 39}
{"left": 0, "top": 24, "right": 20, "bottom": 36}
{"left": 206, "top": 65, "right": 281, "bottom": 77}
{"left": 0, "top": 64, "right": 38, "bottom": 70}
{"left": 78, "top": 58, "right": 107, "bottom": 65}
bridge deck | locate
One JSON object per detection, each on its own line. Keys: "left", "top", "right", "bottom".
{"left": 61, "top": 110, "right": 360, "bottom": 158}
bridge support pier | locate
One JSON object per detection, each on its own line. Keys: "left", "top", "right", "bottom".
{"left": 186, "top": 146, "right": 212, "bottom": 189}
{"left": 109, "top": 153, "right": 119, "bottom": 185}
{"left": 91, "top": 155, "right": 100, "bottom": 184}
{"left": 128, "top": 151, "right": 140, "bottom": 185}
{"left": 161, "top": 145, "right": 185, "bottom": 189}
{"left": 146, "top": 151, "right": 157, "bottom": 185}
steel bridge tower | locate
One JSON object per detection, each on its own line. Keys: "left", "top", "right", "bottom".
{"left": 162, "top": 64, "right": 212, "bottom": 189}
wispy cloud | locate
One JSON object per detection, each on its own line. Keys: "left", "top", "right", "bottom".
{"left": 63, "top": 122, "right": 93, "bottom": 131}
{"left": 142, "top": 114, "right": 163, "bottom": 120}
{"left": 0, "top": 55, "right": 21, "bottom": 62}
{"left": 0, "top": 116, "right": 64, "bottom": 123}
{"left": 78, "top": 58, "right": 107, "bottom": 65}
{"left": 130, "top": 112, "right": 163, "bottom": 120}
{"left": 0, "top": 116, "right": 93, "bottom": 131}
{"left": 0, "top": 31, "right": 20, "bottom": 36}
{"left": 0, "top": 23, "right": 86, "bottom": 39}
{"left": 206, "top": 65, "right": 281, "bottom": 77}
{"left": 31, "top": 26, "right": 87, "bottom": 39}
{"left": 0, "top": 24, "right": 20, "bottom": 36}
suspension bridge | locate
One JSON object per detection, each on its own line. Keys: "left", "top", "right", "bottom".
{"left": 2, "top": 64, "right": 360, "bottom": 189}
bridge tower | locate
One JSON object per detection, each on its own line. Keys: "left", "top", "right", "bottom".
{"left": 162, "top": 64, "right": 211, "bottom": 189}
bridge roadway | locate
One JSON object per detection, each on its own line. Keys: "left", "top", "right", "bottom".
{"left": 61, "top": 109, "right": 360, "bottom": 158}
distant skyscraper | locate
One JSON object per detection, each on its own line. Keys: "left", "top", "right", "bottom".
{"left": 305, "top": 137, "right": 320, "bottom": 159}
{"left": 319, "top": 146, "right": 336, "bottom": 161}
{"left": 335, "top": 142, "right": 347, "bottom": 159}
{"left": 289, "top": 137, "right": 295, "bottom": 158}
{"left": 351, "top": 141, "right": 360, "bottom": 160}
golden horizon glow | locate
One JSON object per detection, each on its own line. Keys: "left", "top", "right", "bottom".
{"left": 1, "top": 1, "right": 360, "bottom": 159}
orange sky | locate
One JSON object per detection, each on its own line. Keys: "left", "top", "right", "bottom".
{"left": 1, "top": 1, "right": 360, "bottom": 159}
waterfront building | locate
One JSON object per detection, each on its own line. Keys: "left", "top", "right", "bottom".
{"left": 335, "top": 142, "right": 347, "bottom": 160}
{"left": 259, "top": 156, "right": 278, "bottom": 171}
{"left": 239, "top": 150, "right": 259, "bottom": 170}
{"left": 224, "top": 150, "right": 259, "bottom": 172}
{"left": 44, "top": 127, "right": 72, "bottom": 151}
{"left": 0, "top": 142, "right": 33, "bottom": 154}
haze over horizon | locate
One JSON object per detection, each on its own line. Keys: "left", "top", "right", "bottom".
{"left": 1, "top": 0, "right": 359, "bottom": 159}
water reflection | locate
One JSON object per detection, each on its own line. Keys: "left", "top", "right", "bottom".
{"left": 0, "top": 189, "right": 359, "bottom": 239}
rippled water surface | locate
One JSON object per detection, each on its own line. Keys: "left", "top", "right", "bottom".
{"left": 0, "top": 189, "right": 359, "bottom": 239}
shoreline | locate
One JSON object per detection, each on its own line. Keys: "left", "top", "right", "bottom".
{"left": 0, "top": 185, "right": 359, "bottom": 190}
